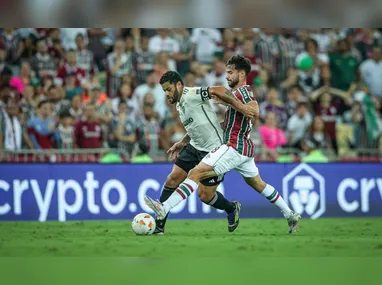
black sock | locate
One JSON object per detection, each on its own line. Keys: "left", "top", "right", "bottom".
{"left": 156, "top": 187, "right": 176, "bottom": 229}
{"left": 206, "top": 192, "right": 235, "bottom": 214}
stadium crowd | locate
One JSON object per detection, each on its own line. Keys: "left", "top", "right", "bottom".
{"left": 0, "top": 28, "right": 381, "bottom": 162}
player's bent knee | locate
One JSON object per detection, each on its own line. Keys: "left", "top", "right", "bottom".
{"left": 189, "top": 163, "right": 216, "bottom": 182}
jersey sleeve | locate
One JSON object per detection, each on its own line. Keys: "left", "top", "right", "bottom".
{"left": 236, "top": 86, "right": 255, "bottom": 104}
{"left": 183, "top": 87, "right": 211, "bottom": 105}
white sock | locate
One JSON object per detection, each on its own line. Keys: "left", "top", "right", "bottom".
{"left": 261, "top": 184, "right": 292, "bottom": 218}
{"left": 162, "top": 178, "right": 199, "bottom": 213}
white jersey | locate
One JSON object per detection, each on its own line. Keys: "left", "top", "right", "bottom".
{"left": 176, "top": 87, "right": 223, "bottom": 152}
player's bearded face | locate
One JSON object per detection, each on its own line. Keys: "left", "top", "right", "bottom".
{"left": 170, "top": 84, "right": 180, "bottom": 104}
{"left": 226, "top": 65, "right": 239, "bottom": 88}
{"left": 227, "top": 73, "right": 239, "bottom": 88}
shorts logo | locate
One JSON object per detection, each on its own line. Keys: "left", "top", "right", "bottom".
{"left": 200, "top": 87, "right": 210, "bottom": 101}
{"left": 211, "top": 147, "right": 219, "bottom": 153}
{"left": 282, "top": 163, "right": 326, "bottom": 219}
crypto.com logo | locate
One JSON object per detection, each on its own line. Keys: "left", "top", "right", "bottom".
{"left": 282, "top": 164, "right": 326, "bottom": 219}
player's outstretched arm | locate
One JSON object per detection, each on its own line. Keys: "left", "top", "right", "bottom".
{"left": 209, "top": 86, "right": 258, "bottom": 118}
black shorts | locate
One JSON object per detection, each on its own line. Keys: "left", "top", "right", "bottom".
{"left": 175, "top": 144, "right": 224, "bottom": 187}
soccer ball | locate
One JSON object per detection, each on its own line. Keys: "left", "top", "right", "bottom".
{"left": 131, "top": 213, "right": 156, "bottom": 235}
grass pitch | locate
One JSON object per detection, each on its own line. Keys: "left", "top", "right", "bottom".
{"left": 1, "top": 218, "right": 381, "bottom": 257}
{"left": 0, "top": 218, "right": 381, "bottom": 285}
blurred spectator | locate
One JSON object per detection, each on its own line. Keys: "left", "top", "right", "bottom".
{"left": 259, "top": 87, "right": 288, "bottom": 129}
{"left": 27, "top": 100, "right": 59, "bottom": 149}
{"left": 184, "top": 72, "right": 196, "bottom": 87}
{"left": 0, "top": 96, "right": 33, "bottom": 150}
{"left": 86, "top": 84, "right": 112, "bottom": 125}
{"left": 356, "top": 28, "right": 379, "bottom": 61}
{"left": 112, "top": 101, "right": 138, "bottom": 156}
{"left": 164, "top": 104, "right": 186, "bottom": 146}
{"left": 87, "top": 28, "right": 108, "bottom": 71}
{"left": 254, "top": 29, "right": 276, "bottom": 73}
{"left": 132, "top": 36, "right": 156, "bottom": 85}
{"left": 125, "top": 36, "right": 135, "bottom": 54}
{"left": 286, "top": 102, "right": 312, "bottom": 149}
{"left": 29, "top": 39, "right": 57, "bottom": 79}
{"left": 133, "top": 71, "right": 167, "bottom": 119}
{"left": 60, "top": 28, "right": 88, "bottom": 51}
{"left": 56, "top": 49, "right": 86, "bottom": 87}
{"left": 20, "top": 85, "right": 38, "bottom": 122}
{"left": 153, "top": 51, "right": 171, "bottom": 82}
{"left": 345, "top": 30, "right": 362, "bottom": 62}
{"left": 63, "top": 72, "right": 83, "bottom": 101}
{"left": 107, "top": 38, "right": 133, "bottom": 98}
{"left": 141, "top": 93, "right": 161, "bottom": 155}
{"left": 0, "top": 42, "right": 12, "bottom": 75}
{"left": 172, "top": 28, "right": 193, "bottom": 76}
{"left": 74, "top": 103, "right": 103, "bottom": 149}
{"left": 253, "top": 68, "right": 273, "bottom": 103}
{"left": 259, "top": 112, "right": 287, "bottom": 159}
{"left": 360, "top": 46, "right": 382, "bottom": 98}
{"left": 310, "top": 28, "right": 337, "bottom": 54}
{"left": 238, "top": 37, "right": 261, "bottom": 86}
{"left": 0, "top": 28, "right": 23, "bottom": 66}
{"left": 329, "top": 39, "right": 359, "bottom": 91}
{"left": 46, "top": 29, "right": 64, "bottom": 66}
{"left": 280, "top": 68, "right": 299, "bottom": 96}
{"left": 75, "top": 34, "right": 95, "bottom": 79}
{"left": 148, "top": 28, "right": 179, "bottom": 70}
{"left": 191, "top": 28, "right": 222, "bottom": 64}
{"left": 66, "top": 94, "right": 83, "bottom": 121}
{"left": 206, "top": 59, "right": 229, "bottom": 88}
{"left": 310, "top": 86, "right": 353, "bottom": 152}
{"left": 255, "top": 28, "right": 297, "bottom": 83}
{"left": 280, "top": 28, "right": 303, "bottom": 80}
{"left": 19, "top": 34, "right": 36, "bottom": 62}
{"left": 111, "top": 83, "right": 140, "bottom": 118}
{"left": 57, "top": 111, "right": 75, "bottom": 149}
{"left": 303, "top": 116, "right": 332, "bottom": 150}
{"left": 215, "top": 28, "right": 237, "bottom": 59}
{"left": 296, "top": 54, "right": 321, "bottom": 94}
{"left": 130, "top": 140, "right": 153, "bottom": 163}
{"left": 190, "top": 61, "right": 208, "bottom": 86}
{"left": 10, "top": 61, "right": 32, "bottom": 94}
{"left": 297, "top": 38, "right": 329, "bottom": 68}
{"left": 285, "top": 85, "right": 305, "bottom": 118}
{"left": 353, "top": 83, "right": 382, "bottom": 148}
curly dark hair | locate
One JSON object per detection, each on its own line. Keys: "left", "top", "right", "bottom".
{"left": 226, "top": 54, "right": 251, "bottom": 76}
{"left": 159, "top": 71, "right": 184, "bottom": 85}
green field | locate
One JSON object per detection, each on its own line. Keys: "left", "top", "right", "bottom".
{"left": 1, "top": 218, "right": 382, "bottom": 257}
{"left": 0, "top": 218, "right": 381, "bottom": 285}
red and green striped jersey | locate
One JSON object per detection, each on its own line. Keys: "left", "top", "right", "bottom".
{"left": 223, "top": 85, "right": 256, "bottom": 157}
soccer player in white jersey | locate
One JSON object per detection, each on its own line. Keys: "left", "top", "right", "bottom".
{"left": 145, "top": 55, "right": 301, "bottom": 234}
{"left": 150, "top": 71, "right": 258, "bottom": 234}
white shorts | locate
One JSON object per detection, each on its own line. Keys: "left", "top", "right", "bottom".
{"left": 202, "top": 145, "right": 259, "bottom": 178}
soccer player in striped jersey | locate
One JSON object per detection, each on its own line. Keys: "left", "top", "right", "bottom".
{"left": 149, "top": 71, "right": 258, "bottom": 235}
{"left": 145, "top": 54, "right": 301, "bottom": 234}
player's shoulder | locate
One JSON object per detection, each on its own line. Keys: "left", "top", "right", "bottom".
{"left": 236, "top": 85, "right": 253, "bottom": 94}
{"left": 182, "top": 86, "right": 200, "bottom": 95}
{"left": 235, "top": 85, "right": 254, "bottom": 100}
